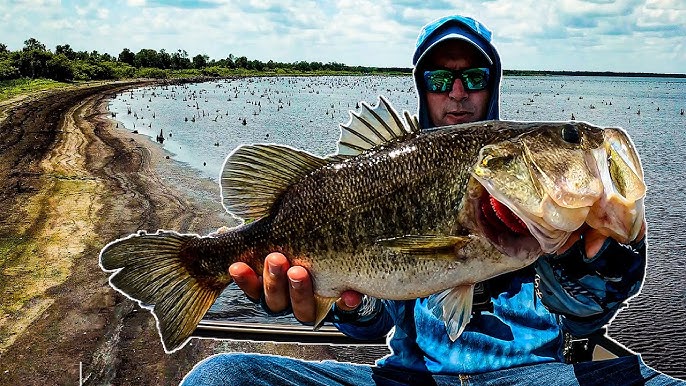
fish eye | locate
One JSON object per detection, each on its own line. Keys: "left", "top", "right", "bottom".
{"left": 562, "top": 124, "right": 580, "bottom": 144}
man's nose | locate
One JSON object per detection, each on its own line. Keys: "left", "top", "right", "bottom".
{"left": 448, "top": 78, "right": 468, "bottom": 100}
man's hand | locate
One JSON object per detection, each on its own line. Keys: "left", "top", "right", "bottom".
{"left": 229, "top": 253, "right": 362, "bottom": 323}
{"left": 534, "top": 219, "right": 648, "bottom": 327}
{"left": 557, "top": 220, "right": 646, "bottom": 258}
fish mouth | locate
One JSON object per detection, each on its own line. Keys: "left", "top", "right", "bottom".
{"left": 462, "top": 181, "right": 545, "bottom": 259}
{"left": 460, "top": 175, "right": 577, "bottom": 259}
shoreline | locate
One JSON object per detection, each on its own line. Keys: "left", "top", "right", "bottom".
{"left": 0, "top": 81, "right": 234, "bottom": 384}
{"left": 0, "top": 82, "right": 380, "bottom": 385}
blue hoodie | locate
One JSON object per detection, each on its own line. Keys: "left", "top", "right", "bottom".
{"left": 334, "top": 15, "right": 644, "bottom": 375}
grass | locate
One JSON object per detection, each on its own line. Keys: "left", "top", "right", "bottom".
{"left": 0, "top": 78, "right": 74, "bottom": 103}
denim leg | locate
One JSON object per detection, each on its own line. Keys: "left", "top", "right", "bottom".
{"left": 454, "top": 362, "right": 579, "bottom": 386}
{"left": 180, "top": 353, "right": 377, "bottom": 386}
{"left": 455, "top": 356, "right": 686, "bottom": 386}
{"left": 573, "top": 355, "right": 686, "bottom": 386}
{"left": 180, "top": 353, "right": 686, "bottom": 386}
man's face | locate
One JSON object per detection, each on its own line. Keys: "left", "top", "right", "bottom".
{"left": 423, "top": 40, "right": 491, "bottom": 126}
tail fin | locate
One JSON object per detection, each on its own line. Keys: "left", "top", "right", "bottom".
{"left": 99, "top": 231, "right": 228, "bottom": 353}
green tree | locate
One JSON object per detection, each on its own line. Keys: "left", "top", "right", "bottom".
{"left": 310, "top": 61, "right": 323, "bottom": 71}
{"left": 0, "top": 57, "right": 20, "bottom": 80}
{"left": 235, "top": 56, "right": 248, "bottom": 69}
{"left": 294, "top": 60, "right": 310, "bottom": 72}
{"left": 134, "top": 48, "right": 160, "bottom": 68}
{"left": 171, "top": 49, "right": 191, "bottom": 69}
{"left": 248, "top": 59, "right": 264, "bottom": 71}
{"left": 225, "top": 53, "right": 235, "bottom": 69}
{"left": 23, "top": 38, "right": 46, "bottom": 52}
{"left": 158, "top": 49, "right": 172, "bottom": 69}
{"left": 46, "top": 53, "right": 74, "bottom": 81}
{"left": 74, "top": 50, "right": 90, "bottom": 61}
{"left": 18, "top": 48, "right": 52, "bottom": 78}
{"left": 55, "top": 44, "right": 76, "bottom": 60}
{"left": 192, "top": 54, "right": 208, "bottom": 69}
{"left": 118, "top": 48, "right": 135, "bottom": 65}
{"left": 90, "top": 50, "right": 103, "bottom": 61}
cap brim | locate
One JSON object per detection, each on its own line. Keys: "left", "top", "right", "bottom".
{"left": 415, "top": 34, "right": 493, "bottom": 67}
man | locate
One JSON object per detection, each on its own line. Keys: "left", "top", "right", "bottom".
{"left": 182, "top": 15, "right": 682, "bottom": 385}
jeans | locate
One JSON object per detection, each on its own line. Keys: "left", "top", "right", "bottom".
{"left": 180, "top": 352, "right": 685, "bottom": 386}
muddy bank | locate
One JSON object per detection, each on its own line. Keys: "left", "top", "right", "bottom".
{"left": 0, "top": 82, "right": 378, "bottom": 385}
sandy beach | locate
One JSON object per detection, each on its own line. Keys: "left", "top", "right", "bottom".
{"left": 0, "top": 82, "right": 371, "bottom": 385}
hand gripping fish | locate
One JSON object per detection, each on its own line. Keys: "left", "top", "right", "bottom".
{"left": 100, "top": 96, "right": 645, "bottom": 353}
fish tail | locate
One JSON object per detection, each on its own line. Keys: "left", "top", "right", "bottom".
{"left": 100, "top": 230, "right": 231, "bottom": 353}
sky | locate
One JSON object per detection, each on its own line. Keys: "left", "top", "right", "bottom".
{"left": 1, "top": 0, "right": 685, "bottom": 73}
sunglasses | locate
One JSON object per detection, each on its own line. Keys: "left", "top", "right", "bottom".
{"left": 423, "top": 67, "right": 490, "bottom": 93}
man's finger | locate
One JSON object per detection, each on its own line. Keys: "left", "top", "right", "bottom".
{"left": 556, "top": 226, "right": 586, "bottom": 255}
{"left": 287, "top": 266, "right": 315, "bottom": 323}
{"left": 582, "top": 229, "right": 608, "bottom": 258}
{"left": 262, "top": 252, "right": 291, "bottom": 313}
{"left": 636, "top": 219, "right": 647, "bottom": 241}
{"left": 583, "top": 219, "right": 647, "bottom": 258}
{"left": 229, "top": 262, "right": 262, "bottom": 301}
{"left": 336, "top": 290, "right": 363, "bottom": 311}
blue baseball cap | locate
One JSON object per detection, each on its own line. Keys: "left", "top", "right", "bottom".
{"left": 413, "top": 15, "right": 495, "bottom": 67}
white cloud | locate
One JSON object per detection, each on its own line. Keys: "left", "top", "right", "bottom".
{"left": 0, "top": 0, "right": 683, "bottom": 73}
{"left": 96, "top": 7, "right": 109, "bottom": 19}
{"left": 7, "top": 0, "right": 60, "bottom": 6}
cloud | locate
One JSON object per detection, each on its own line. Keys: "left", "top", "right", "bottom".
{"left": 122, "top": 0, "right": 223, "bottom": 8}
{"left": 0, "top": 0, "right": 683, "bottom": 73}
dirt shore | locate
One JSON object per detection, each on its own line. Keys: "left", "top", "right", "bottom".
{"left": 0, "top": 82, "right": 372, "bottom": 385}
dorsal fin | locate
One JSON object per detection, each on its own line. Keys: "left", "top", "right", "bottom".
{"left": 338, "top": 95, "right": 421, "bottom": 156}
{"left": 221, "top": 144, "right": 328, "bottom": 221}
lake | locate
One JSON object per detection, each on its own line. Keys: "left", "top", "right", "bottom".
{"left": 109, "top": 75, "right": 686, "bottom": 378}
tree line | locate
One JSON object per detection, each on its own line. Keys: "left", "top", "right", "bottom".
{"left": 0, "top": 38, "right": 411, "bottom": 82}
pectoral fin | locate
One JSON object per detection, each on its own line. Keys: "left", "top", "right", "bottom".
{"left": 313, "top": 295, "right": 338, "bottom": 330}
{"left": 427, "top": 285, "right": 475, "bottom": 341}
{"left": 376, "top": 235, "right": 470, "bottom": 259}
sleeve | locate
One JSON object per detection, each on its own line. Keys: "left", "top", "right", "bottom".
{"left": 327, "top": 296, "right": 395, "bottom": 340}
{"left": 534, "top": 236, "right": 646, "bottom": 337}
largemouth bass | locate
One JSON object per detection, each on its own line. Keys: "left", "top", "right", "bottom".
{"left": 100, "top": 96, "right": 645, "bottom": 353}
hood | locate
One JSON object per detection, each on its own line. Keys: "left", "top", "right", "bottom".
{"left": 413, "top": 15, "right": 502, "bottom": 129}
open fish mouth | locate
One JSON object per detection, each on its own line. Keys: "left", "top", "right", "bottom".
{"left": 470, "top": 179, "right": 576, "bottom": 256}
{"left": 461, "top": 178, "right": 547, "bottom": 259}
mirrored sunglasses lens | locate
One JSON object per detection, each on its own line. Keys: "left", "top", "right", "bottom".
{"left": 424, "top": 70, "right": 454, "bottom": 92}
{"left": 462, "top": 68, "right": 489, "bottom": 90}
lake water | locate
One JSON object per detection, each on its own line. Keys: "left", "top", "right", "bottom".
{"left": 109, "top": 75, "right": 686, "bottom": 378}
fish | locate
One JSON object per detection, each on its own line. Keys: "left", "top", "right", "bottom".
{"left": 99, "top": 96, "right": 645, "bottom": 353}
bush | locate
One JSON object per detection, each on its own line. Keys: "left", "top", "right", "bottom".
{"left": 71, "top": 60, "right": 114, "bottom": 80}
{"left": 102, "top": 61, "right": 136, "bottom": 79}
{"left": 0, "top": 59, "right": 20, "bottom": 80}
{"left": 135, "top": 67, "right": 169, "bottom": 79}
{"left": 201, "top": 66, "right": 233, "bottom": 77}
